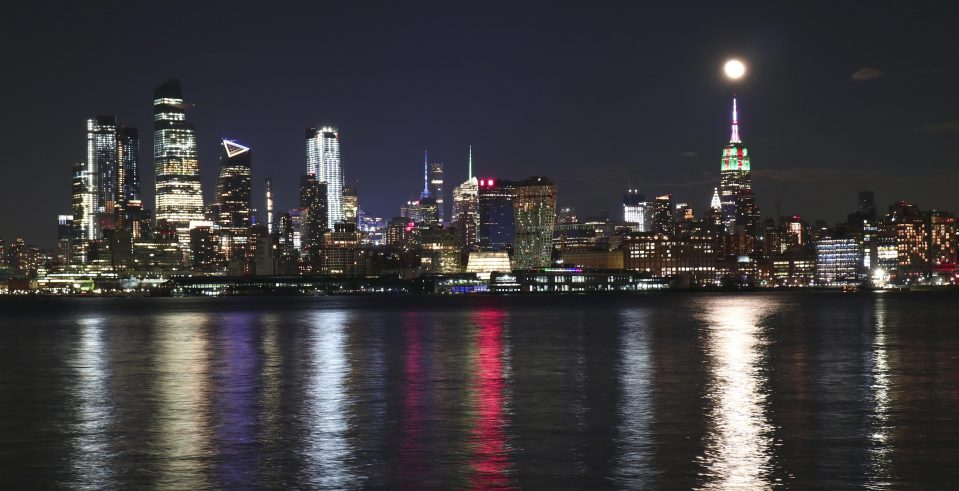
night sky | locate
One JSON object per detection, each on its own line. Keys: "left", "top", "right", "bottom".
{"left": 2, "top": 1, "right": 958, "bottom": 247}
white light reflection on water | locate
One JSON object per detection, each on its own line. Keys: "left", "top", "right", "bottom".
{"left": 698, "top": 297, "right": 776, "bottom": 489}
{"left": 155, "top": 313, "right": 213, "bottom": 488}
{"left": 613, "top": 309, "right": 654, "bottom": 487}
{"left": 866, "top": 295, "right": 892, "bottom": 489}
{"left": 304, "top": 310, "right": 360, "bottom": 487}
{"left": 69, "top": 316, "right": 113, "bottom": 489}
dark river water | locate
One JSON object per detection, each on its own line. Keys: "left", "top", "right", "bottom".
{"left": 1, "top": 292, "right": 957, "bottom": 489}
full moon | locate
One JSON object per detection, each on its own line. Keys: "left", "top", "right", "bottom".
{"left": 724, "top": 59, "right": 746, "bottom": 80}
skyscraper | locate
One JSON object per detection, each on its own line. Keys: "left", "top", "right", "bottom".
{"left": 299, "top": 174, "right": 328, "bottom": 271}
{"left": 306, "top": 126, "right": 343, "bottom": 227}
{"left": 718, "top": 96, "right": 759, "bottom": 233}
{"left": 214, "top": 139, "right": 253, "bottom": 231}
{"left": 478, "top": 178, "right": 517, "bottom": 251}
{"left": 342, "top": 186, "right": 359, "bottom": 225}
{"left": 87, "top": 116, "right": 118, "bottom": 238}
{"left": 116, "top": 126, "right": 141, "bottom": 232}
{"left": 622, "top": 189, "right": 646, "bottom": 231}
{"left": 265, "top": 178, "right": 275, "bottom": 235}
{"left": 429, "top": 161, "right": 444, "bottom": 225}
{"left": 513, "top": 176, "right": 557, "bottom": 269}
{"left": 153, "top": 79, "right": 205, "bottom": 252}
{"left": 452, "top": 147, "right": 479, "bottom": 252}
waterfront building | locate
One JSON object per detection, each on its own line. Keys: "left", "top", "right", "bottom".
{"left": 465, "top": 251, "right": 512, "bottom": 279}
{"left": 322, "top": 222, "right": 368, "bottom": 276}
{"left": 814, "top": 233, "right": 863, "bottom": 286}
{"left": 478, "top": 178, "right": 517, "bottom": 251}
{"left": 623, "top": 232, "right": 717, "bottom": 285}
{"left": 561, "top": 249, "right": 625, "bottom": 270}
{"left": 771, "top": 253, "right": 816, "bottom": 287}
{"left": 306, "top": 126, "right": 343, "bottom": 227}
{"left": 884, "top": 201, "right": 928, "bottom": 282}
{"left": 513, "top": 176, "right": 557, "bottom": 269}
{"left": 153, "top": 80, "right": 204, "bottom": 259}
{"left": 928, "top": 210, "right": 957, "bottom": 281}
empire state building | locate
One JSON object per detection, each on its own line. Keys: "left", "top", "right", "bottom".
{"left": 719, "top": 96, "right": 760, "bottom": 235}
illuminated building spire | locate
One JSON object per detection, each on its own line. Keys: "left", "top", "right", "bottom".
{"left": 711, "top": 187, "right": 721, "bottom": 210}
{"left": 468, "top": 145, "right": 473, "bottom": 180}
{"left": 422, "top": 149, "right": 430, "bottom": 198}
{"left": 730, "top": 94, "right": 740, "bottom": 143}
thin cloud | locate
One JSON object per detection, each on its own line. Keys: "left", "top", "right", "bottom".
{"left": 753, "top": 168, "right": 896, "bottom": 183}
{"left": 913, "top": 120, "right": 959, "bottom": 134}
{"left": 851, "top": 67, "right": 884, "bottom": 81}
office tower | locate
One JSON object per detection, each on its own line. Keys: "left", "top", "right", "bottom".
{"left": 784, "top": 216, "right": 804, "bottom": 248}
{"left": 214, "top": 139, "right": 253, "bottom": 231}
{"left": 881, "top": 201, "right": 927, "bottom": 282}
{"left": 275, "top": 212, "right": 299, "bottom": 274}
{"left": 478, "top": 178, "right": 517, "bottom": 251}
{"left": 814, "top": 232, "right": 863, "bottom": 286}
{"left": 265, "top": 178, "right": 275, "bottom": 235}
{"left": 56, "top": 215, "right": 74, "bottom": 265}
{"left": 623, "top": 190, "right": 646, "bottom": 230}
{"left": 859, "top": 191, "right": 876, "bottom": 220}
{"left": 153, "top": 79, "right": 205, "bottom": 254}
{"left": 651, "top": 194, "right": 675, "bottom": 235}
{"left": 115, "top": 126, "right": 140, "bottom": 231}
{"left": 86, "top": 115, "right": 119, "bottom": 237}
{"left": 342, "top": 186, "right": 359, "bottom": 225}
{"left": 513, "top": 176, "right": 557, "bottom": 269}
{"left": 719, "top": 96, "right": 759, "bottom": 233}
{"left": 557, "top": 207, "right": 578, "bottom": 225}
{"left": 404, "top": 197, "right": 439, "bottom": 225}
{"left": 189, "top": 226, "right": 223, "bottom": 272}
{"left": 306, "top": 126, "right": 343, "bottom": 227}
{"left": 429, "top": 161, "right": 444, "bottom": 225}
{"left": 299, "top": 174, "right": 328, "bottom": 270}
{"left": 452, "top": 147, "right": 479, "bottom": 252}
{"left": 72, "top": 158, "right": 94, "bottom": 252}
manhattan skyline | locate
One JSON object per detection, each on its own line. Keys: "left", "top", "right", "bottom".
{"left": 2, "top": 2, "right": 958, "bottom": 247}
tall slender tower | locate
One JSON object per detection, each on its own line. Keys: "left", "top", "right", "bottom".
{"left": 265, "top": 178, "right": 275, "bottom": 235}
{"left": 153, "top": 79, "right": 204, "bottom": 251}
{"left": 116, "top": 126, "right": 140, "bottom": 232}
{"left": 452, "top": 146, "right": 479, "bottom": 251}
{"left": 305, "top": 126, "right": 343, "bottom": 228}
{"left": 718, "top": 96, "right": 758, "bottom": 233}
{"left": 429, "top": 161, "right": 444, "bottom": 225}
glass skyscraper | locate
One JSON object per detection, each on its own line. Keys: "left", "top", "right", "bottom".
{"left": 154, "top": 79, "right": 204, "bottom": 250}
{"left": 306, "top": 126, "right": 343, "bottom": 228}
{"left": 513, "top": 176, "right": 557, "bottom": 269}
{"left": 214, "top": 139, "right": 253, "bottom": 231}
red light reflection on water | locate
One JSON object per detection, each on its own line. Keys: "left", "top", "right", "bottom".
{"left": 469, "top": 309, "right": 512, "bottom": 489}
